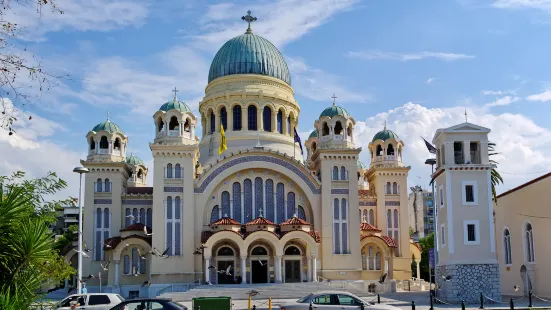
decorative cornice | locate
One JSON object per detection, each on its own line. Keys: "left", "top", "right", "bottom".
{"left": 331, "top": 188, "right": 349, "bottom": 195}
{"left": 94, "top": 199, "right": 112, "bottom": 205}
{"left": 164, "top": 187, "right": 184, "bottom": 193}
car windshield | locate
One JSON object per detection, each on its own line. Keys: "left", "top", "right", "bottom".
{"left": 297, "top": 293, "right": 313, "bottom": 303}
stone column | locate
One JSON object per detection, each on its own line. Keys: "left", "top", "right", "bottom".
{"left": 275, "top": 256, "right": 282, "bottom": 283}
{"left": 307, "top": 256, "right": 312, "bottom": 282}
{"left": 205, "top": 257, "right": 211, "bottom": 283}
{"left": 96, "top": 141, "right": 99, "bottom": 154}
{"left": 463, "top": 140, "right": 471, "bottom": 163}
{"left": 258, "top": 107, "right": 263, "bottom": 131}
{"left": 282, "top": 115, "right": 288, "bottom": 136}
{"left": 416, "top": 260, "right": 421, "bottom": 280}
{"left": 312, "top": 256, "right": 317, "bottom": 282}
{"left": 272, "top": 112, "right": 277, "bottom": 133}
{"left": 191, "top": 125, "right": 195, "bottom": 140}
{"left": 228, "top": 109, "right": 233, "bottom": 132}
{"left": 240, "top": 256, "right": 247, "bottom": 284}
{"left": 114, "top": 261, "right": 120, "bottom": 286}
{"left": 242, "top": 106, "right": 248, "bottom": 130}
{"left": 388, "top": 251, "right": 394, "bottom": 280}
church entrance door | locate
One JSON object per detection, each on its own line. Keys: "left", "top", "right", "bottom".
{"left": 217, "top": 260, "right": 234, "bottom": 284}
{"left": 251, "top": 260, "right": 268, "bottom": 283}
{"left": 284, "top": 260, "right": 301, "bottom": 283}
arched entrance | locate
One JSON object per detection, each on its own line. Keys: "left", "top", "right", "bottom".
{"left": 216, "top": 246, "right": 237, "bottom": 284}
{"left": 283, "top": 244, "right": 303, "bottom": 283}
{"left": 250, "top": 245, "right": 270, "bottom": 283}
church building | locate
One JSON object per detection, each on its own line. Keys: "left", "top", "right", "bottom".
{"left": 77, "top": 12, "right": 421, "bottom": 297}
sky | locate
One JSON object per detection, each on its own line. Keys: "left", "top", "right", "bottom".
{"left": 3, "top": 0, "right": 551, "bottom": 200}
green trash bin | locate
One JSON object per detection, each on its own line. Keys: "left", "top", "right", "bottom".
{"left": 192, "top": 296, "right": 232, "bottom": 310}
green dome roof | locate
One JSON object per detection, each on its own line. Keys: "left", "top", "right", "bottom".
{"left": 309, "top": 130, "right": 318, "bottom": 139}
{"left": 320, "top": 105, "right": 350, "bottom": 119}
{"left": 92, "top": 119, "right": 123, "bottom": 134}
{"left": 357, "top": 160, "right": 367, "bottom": 170}
{"left": 126, "top": 154, "right": 144, "bottom": 166}
{"left": 372, "top": 129, "right": 399, "bottom": 142}
{"left": 159, "top": 99, "right": 191, "bottom": 113}
{"left": 208, "top": 32, "right": 291, "bottom": 85}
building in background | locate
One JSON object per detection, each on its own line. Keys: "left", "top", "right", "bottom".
{"left": 495, "top": 172, "right": 551, "bottom": 298}
{"left": 408, "top": 187, "right": 434, "bottom": 240}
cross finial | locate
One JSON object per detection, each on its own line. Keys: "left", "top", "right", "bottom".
{"left": 172, "top": 87, "right": 179, "bottom": 100}
{"left": 384, "top": 120, "right": 387, "bottom": 130}
{"left": 259, "top": 208, "right": 264, "bottom": 217}
{"left": 242, "top": 10, "right": 257, "bottom": 34}
{"left": 107, "top": 111, "right": 110, "bottom": 121}
{"left": 331, "top": 94, "right": 337, "bottom": 106}
{"left": 464, "top": 108, "right": 468, "bottom": 123}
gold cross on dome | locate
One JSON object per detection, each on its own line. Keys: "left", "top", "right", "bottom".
{"left": 242, "top": 10, "right": 257, "bottom": 33}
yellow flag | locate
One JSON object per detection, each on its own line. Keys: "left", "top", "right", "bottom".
{"left": 218, "top": 124, "right": 227, "bottom": 155}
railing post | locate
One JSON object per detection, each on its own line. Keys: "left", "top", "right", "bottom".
{"left": 252, "top": 306, "right": 256, "bottom": 310}
{"left": 529, "top": 291, "right": 533, "bottom": 308}
{"left": 378, "top": 294, "right": 381, "bottom": 304}
{"left": 248, "top": 296, "right": 251, "bottom": 310}
{"left": 429, "top": 291, "right": 434, "bottom": 310}
{"left": 360, "top": 302, "right": 365, "bottom": 310}
{"left": 269, "top": 297, "right": 272, "bottom": 310}
{"left": 480, "top": 292, "right": 485, "bottom": 309}
{"left": 309, "top": 302, "right": 313, "bottom": 310}
{"left": 510, "top": 298, "right": 514, "bottom": 310}
{"left": 411, "top": 300, "right": 416, "bottom": 310}
{"left": 462, "top": 300, "right": 466, "bottom": 310}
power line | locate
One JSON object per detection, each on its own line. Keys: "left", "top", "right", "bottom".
{"left": 499, "top": 170, "right": 551, "bottom": 176}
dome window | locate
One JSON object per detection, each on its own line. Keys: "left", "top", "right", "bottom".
{"left": 247, "top": 105, "right": 257, "bottom": 130}
{"left": 220, "top": 107, "right": 227, "bottom": 131}
{"left": 233, "top": 106, "right": 242, "bottom": 131}
{"left": 99, "top": 136, "right": 108, "bottom": 149}
{"left": 277, "top": 110, "right": 283, "bottom": 134}
{"left": 263, "top": 107, "right": 272, "bottom": 131}
{"left": 334, "top": 121, "right": 343, "bottom": 135}
{"left": 322, "top": 123, "right": 329, "bottom": 136}
{"left": 210, "top": 111, "right": 215, "bottom": 133}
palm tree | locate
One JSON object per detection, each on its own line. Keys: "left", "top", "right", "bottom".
{"left": 488, "top": 142, "right": 504, "bottom": 203}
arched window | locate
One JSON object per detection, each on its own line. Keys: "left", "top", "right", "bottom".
{"left": 184, "top": 118, "right": 190, "bottom": 132}
{"left": 525, "top": 223, "right": 535, "bottom": 262}
{"left": 123, "top": 255, "right": 130, "bottom": 275}
{"left": 244, "top": 179, "right": 253, "bottom": 222}
{"left": 386, "top": 182, "right": 391, "bottom": 194}
{"left": 90, "top": 137, "right": 95, "bottom": 150}
{"left": 140, "top": 253, "right": 146, "bottom": 274}
{"left": 221, "top": 191, "right": 230, "bottom": 217}
{"left": 369, "top": 209, "right": 375, "bottom": 225}
{"left": 333, "top": 198, "right": 348, "bottom": 254}
{"left": 232, "top": 182, "right": 242, "bottom": 223}
{"left": 368, "top": 246, "right": 374, "bottom": 270}
{"left": 285, "top": 246, "right": 301, "bottom": 255}
{"left": 251, "top": 246, "right": 268, "bottom": 256}
{"left": 375, "top": 252, "right": 381, "bottom": 270}
{"left": 333, "top": 166, "right": 339, "bottom": 180}
{"left": 277, "top": 110, "right": 283, "bottom": 133}
{"left": 255, "top": 177, "right": 264, "bottom": 217}
{"left": 287, "top": 192, "right": 295, "bottom": 219}
{"left": 114, "top": 138, "right": 121, "bottom": 150}
{"left": 266, "top": 180, "right": 275, "bottom": 222}
{"left": 393, "top": 209, "right": 399, "bottom": 228}
{"left": 276, "top": 182, "right": 285, "bottom": 223}
{"left": 125, "top": 208, "right": 131, "bottom": 227}
{"left": 248, "top": 105, "right": 257, "bottom": 130}
{"left": 104, "top": 178, "right": 110, "bottom": 192}
{"left": 174, "top": 196, "right": 181, "bottom": 255}
{"left": 376, "top": 145, "right": 383, "bottom": 156}
{"left": 504, "top": 229, "right": 512, "bottom": 265}
{"left": 96, "top": 178, "right": 102, "bottom": 192}
{"left": 210, "top": 205, "right": 220, "bottom": 223}
{"left": 220, "top": 107, "right": 227, "bottom": 130}
{"left": 387, "top": 209, "right": 392, "bottom": 230}
{"left": 334, "top": 121, "right": 343, "bottom": 135}
{"left": 169, "top": 116, "right": 179, "bottom": 130}
{"left": 392, "top": 182, "right": 398, "bottom": 194}
{"left": 146, "top": 208, "right": 152, "bottom": 227}
{"left": 218, "top": 247, "right": 234, "bottom": 256}
{"left": 393, "top": 209, "right": 400, "bottom": 256}
{"left": 166, "top": 163, "right": 173, "bottom": 178}
{"left": 340, "top": 166, "right": 346, "bottom": 180}
{"left": 157, "top": 117, "right": 164, "bottom": 132}
{"left": 210, "top": 110, "right": 215, "bottom": 133}
{"left": 139, "top": 208, "right": 145, "bottom": 224}
{"left": 131, "top": 248, "right": 138, "bottom": 275}
{"left": 297, "top": 205, "right": 306, "bottom": 221}
{"left": 175, "top": 164, "right": 181, "bottom": 178}
{"left": 233, "top": 106, "right": 242, "bottom": 131}
{"left": 287, "top": 116, "right": 291, "bottom": 135}
{"left": 263, "top": 107, "right": 272, "bottom": 131}
{"left": 387, "top": 144, "right": 395, "bottom": 156}
{"left": 137, "top": 169, "right": 143, "bottom": 180}
{"left": 362, "top": 210, "right": 368, "bottom": 222}
{"left": 132, "top": 208, "right": 138, "bottom": 224}
{"left": 99, "top": 136, "right": 108, "bottom": 149}
{"left": 322, "top": 123, "right": 329, "bottom": 136}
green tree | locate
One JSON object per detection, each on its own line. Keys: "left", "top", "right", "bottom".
{"left": 417, "top": 232, "right": 434, "bottom": 282}
{"left": 0, "top": 171, "right": 75, "bottom": 310}
{"left": 488, "top": 142, "right": 504, "bottom": 203}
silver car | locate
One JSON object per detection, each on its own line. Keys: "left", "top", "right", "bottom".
{"left": 279, "top": 291, "right": 400, "bottom": 310}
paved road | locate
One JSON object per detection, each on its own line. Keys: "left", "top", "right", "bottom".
{"left": 179, "top": 291, "right": 551, "bottom": 310}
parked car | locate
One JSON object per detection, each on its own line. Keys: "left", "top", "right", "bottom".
{"left": 279, "top": 291, "right": 400, "bottom": 310}
{"left": 109, "top": 298, "right": 187, "bottom": 310}
{"left": 53, "top": 293, "right": 125, "bottom": 310}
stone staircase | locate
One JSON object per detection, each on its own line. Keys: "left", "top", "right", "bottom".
{"left": 160, "top": 282, "right": 376, "bottom": 302}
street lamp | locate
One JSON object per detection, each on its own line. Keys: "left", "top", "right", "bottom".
{"left": 73, "top": 167, "right": 89, "bottom": 294}
{"left": 424, "top": 158, "right": 437, "bottom": 293}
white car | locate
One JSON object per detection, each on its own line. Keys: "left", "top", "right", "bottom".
{"left": 53, "top": 293, "right": 125, "bottom": 310}
{"left": 279, "top": 291, "right": 400, "bottom": 310}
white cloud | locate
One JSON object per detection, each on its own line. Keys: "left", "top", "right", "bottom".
{"left": 9, "top": 0, "right": 149, "bottom": 41}
{"left": 353, "top": 102, "right": 551, "bottom": 194}
{"left": 492, "top": 0, "right": 551, "bottom": 12}
{"left": 481, "top": 90, "right": 517, "bottom": 96}
{"left": 484, "top": 95, "right": 521, "bottom": 107}
{"left": 287, "top": 57, "right": 370, "bottom": 104}
{"left": 347, "top": 51, "right": 475, "bottom": 62}
{"left": 426, "top": 78, "right": 438, "bottom": 84}
{"left": 526, "top": 90, "right": 551, "bottom": 102}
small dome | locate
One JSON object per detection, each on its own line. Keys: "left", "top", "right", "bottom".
{"left": 159, "top": 99, "right": 191, "bottom": 113}
{"left": 208, "top": 32, "right": 291, "bottom": 85}
{"left": 357, "top": 160, "right": 367, "bottom": 170}
{"left": 92, "top": 119, "right": 123, "bottom": 134}
{"left": 126, "top": 154, "right": 144, "bottom": 166}
{"left": 309, "top": 130, "right": 318, "bottom": 139}
{"left": 372, "top": 129, "right": 399, "bottom": 142}
{"left": 320, "top": 105, "right": 350, "bottom": 119}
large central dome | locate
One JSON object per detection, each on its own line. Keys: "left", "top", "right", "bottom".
{"left": 208, "top": 32, "right": 291, "bottom": 85}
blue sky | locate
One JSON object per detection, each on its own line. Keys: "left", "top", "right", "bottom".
{"left": 3, "top": 0, "right": 551, "bottom": 198}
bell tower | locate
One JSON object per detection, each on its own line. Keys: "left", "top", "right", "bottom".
{"left": 432, "top": 122, "right": 500, "bottom": 303}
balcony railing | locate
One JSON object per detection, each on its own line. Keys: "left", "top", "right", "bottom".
{"left": 334, "top": 134, "right": 344, "bottom": 141}
{"left": 168, "top": 130, "right": 179, "bottom": 137}
{"left": 470, "top": 151, "right": 481, "bottom": 164}
{"left": 98, "top": 149, "right": 109, "bottom": 155}
{"left": 454, "top": 151, "right": 464, "bottom": 164}
{"left": 374, "top": 155, "right": 396, "bottom": 162}
{"left": 320, "top": 136, "right": 331, "bottom": 142}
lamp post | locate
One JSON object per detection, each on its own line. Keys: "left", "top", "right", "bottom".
{"left": 73, "top": 167, "right": 90, "bottom": 294}
{"left": 424, "top": 158, "right": 437, "bottom": 293}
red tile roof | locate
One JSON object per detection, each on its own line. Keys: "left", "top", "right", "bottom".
{"left": 200, "top": 230, "right": 243, "bottom": 243}
{"left": 280, "top": 216, "right": 310, "bottom": 226}
{"left": 211, "top": 217, "right": 241, "bottom": 226}
{"left": 200, "top": 229, "right": 321, "bottom": 243}
{"left": 361, "top": 234, "right": 398, "bottom": 248}
{"left": 103, "top": 234, "right": 151, "bottom": 250}
{"left": 360, "top": 222, "right": 381, "bottom": 232}
{"left": 412, "top": 241, "right": 423, "bottom": 252}
{"left": 120, "top": 223, "right": 151, "bottom": 234}
{"left": 246, "top": 217, "right": 276, "bottom": 226}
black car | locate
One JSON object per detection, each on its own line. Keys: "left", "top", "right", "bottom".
{"left": 109, "top": 298, "right": 187, "bottom": 310}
